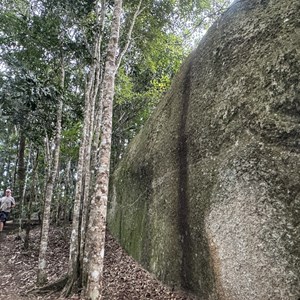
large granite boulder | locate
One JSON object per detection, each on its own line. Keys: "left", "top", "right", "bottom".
{"left": 108, "top": 0, "right": 300, "bottom": 299}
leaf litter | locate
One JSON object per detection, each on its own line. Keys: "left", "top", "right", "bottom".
{"left": 0, "top": 224, "right": 197, "bottom": 300}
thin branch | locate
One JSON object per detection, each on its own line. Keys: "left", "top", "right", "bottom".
{"left": 116, "top": 0, "right": 144, "bottom": 70}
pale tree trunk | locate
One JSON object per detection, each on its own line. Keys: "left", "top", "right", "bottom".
{"left": 17, "top": 132, "right": 26, "bottom": 235}
{"left": 64, "top": 159, "right": 73, "bottom": 222}
{"left": 80, "top": 22, "right": 103, "bottom": 269}
{"left": 91, "top": 0, "right": 143, "bottom": 172}
{"left": 79, "top": 3, "right": 107, "bottom": 283}
{"left": 66, "top": 0, "right": 143, "bottom": 296}
{"left": 17, "top": 132, "right": 32, "bottom": 239}
{"left": 65, "top": 67, "right": 95, "bottom": 294}
{"left": 24, "top": 149, "right": 39, "bottom": 250}
{"left": 44, "top": 132, "right": 52, "bottom": 183}
{"left": 18, "top": 143, "right": 32, "bottom": 237}
{"left": 64, "top": 2, "right": 105, "bottom": 294}
{"left": 83, "top": 0, "right": 122, "bottom": 299}
{"left": 17, "top": 132, "right": 26, "bottom": 200}
{"left": 37, "top": 56, "right": 64, "bottom": 286}
{"left": 116, "top": 0, "right": 143, "bottom": 70}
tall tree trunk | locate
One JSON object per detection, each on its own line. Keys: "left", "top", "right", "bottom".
{"left": 84, "top": 0, "right": 122, "bottom": 299}
{"left": 64, "top": 1, "right": 105, "bottom": 296}
{"left": 18, "top": 143, "right": 32, "bottom": 238}
{"left": 17, "top": 132, "right": 26, "bottom": 235}
{"left": 17, "top": 131, "right": 26, "bottom": 200}
{"left": 91, "top": 0, "right": 142, "bottom": 173}
{"left": 64, "top": 66, "right": 95, "bottom": 295}
{"left": 24, "top": 149, "right": 39, "bottom": 250}
{"left": 64, "top": 159, "right": 73, "bottom": 223}
{"left": 37, "top": 56, "right": 64, "bottom": 286}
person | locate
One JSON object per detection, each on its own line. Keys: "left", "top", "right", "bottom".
{"left": 0, "top": 189, "right": 15, "bottom": 232}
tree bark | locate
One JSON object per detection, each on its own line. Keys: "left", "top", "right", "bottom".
{"left": 64, "top": 2, "right": 105, "bottom": 295}
{"left": 84, "top": 0, "right": 122, "bottom": 299}
{"left": 37, "top": 54, "right": 64, "bottom": 286}
{"left": 116, "top": 0, "right": 143, "bottom": 70}
{"left": 24, "top": 149, "right": 39, "bottom": 250}
{"left": 17, "top": 132, "right": 27, "bottom": 237}
{"left": 17, "top": 131, "right": 26, "bottom": 200}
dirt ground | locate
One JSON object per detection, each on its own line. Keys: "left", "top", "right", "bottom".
{"left": 0, "top": 222, "right": 197, "bottom": 300}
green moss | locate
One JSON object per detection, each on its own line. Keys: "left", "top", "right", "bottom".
{"left": 108, "top": 0, "right": 300, "bottom": 298}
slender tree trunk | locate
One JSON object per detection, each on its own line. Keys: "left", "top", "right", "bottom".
{"left": 64, "top": 2, "right": 105, "bottom": 295}
{"left": 37, "top": 56, "right": 64, "bottom": 286}
{"left": 91, "top": 0, "right": 142, "bottom": 172}
{"left": 17, "top": 131, "right": 26, "bottom": 199}
{"left": 79, "top": 19, "right": 105, "bottom": 285}
{"left": 64, "top": 69, "right": 94, "bottom": 294}
{"left": 116, "top": 0, "right": 143, "bottom": 70}
{"left": 80, "top": 37, "right": 102, "bottom": 267}
{"left": 17, "top": 132, "right": 26, "bottom": 235}
{"left": 18, "top": 143, "right": 32, "bottom": 238}
{"left": 65, "top": 0, "right": 142, "bottom": 296}
{"left": 84, "top": 1, "right": 122, "bottom": 299}
{"left": 24, "top": 149, "right": 39, "bottom": 250}
{"left": 12, "top": 126, "right": 19, "bottom": 188}
{"left": 64, "top": 160, "right": 73, "bottom": 223}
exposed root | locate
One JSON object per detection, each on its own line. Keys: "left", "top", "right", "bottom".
{"left": 27, "top": 275, "right": 68, "bottom": 295}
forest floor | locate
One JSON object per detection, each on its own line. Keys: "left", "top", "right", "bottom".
{"left": 0, "top": 222, "right": 197, "bottom": 300}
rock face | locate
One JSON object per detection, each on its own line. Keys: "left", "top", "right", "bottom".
{"left": 108, "top": 0, "right": 300, "bottom": 299}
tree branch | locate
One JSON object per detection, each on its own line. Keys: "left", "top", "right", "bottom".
{"left": 116, "top": 0, "right": 144, "bottom": 70}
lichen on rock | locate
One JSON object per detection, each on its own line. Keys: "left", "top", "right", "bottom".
{"left": 108, "top": 0, "right": 300, "bottom": 299}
